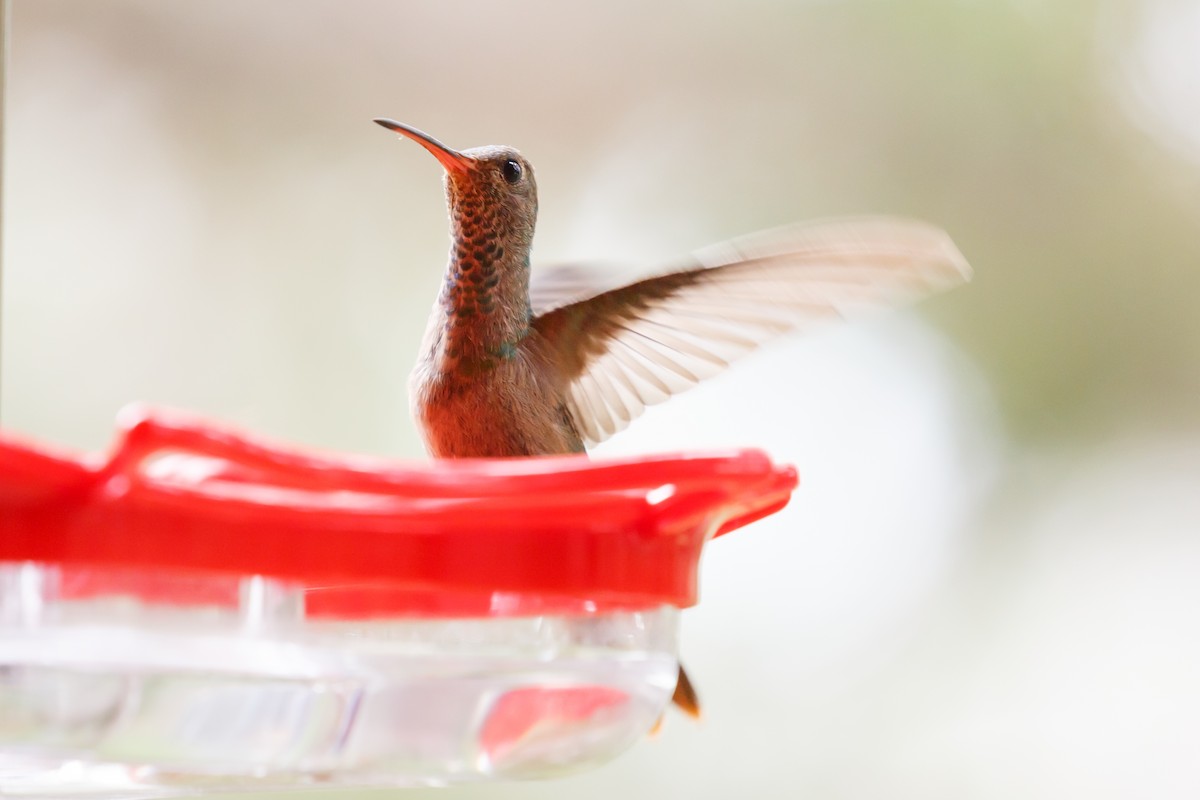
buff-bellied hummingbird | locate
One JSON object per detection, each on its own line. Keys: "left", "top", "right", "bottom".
{"left": 374, "top": 118, "right": 971, "bottom": 721}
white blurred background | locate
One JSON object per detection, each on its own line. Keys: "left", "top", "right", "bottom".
{"left": 3, "top": 1, "right": 1200, "bottom": 798}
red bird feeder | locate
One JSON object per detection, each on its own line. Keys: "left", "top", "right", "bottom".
{"left": 0, "top": 407, "right": 796, "bottom": 794}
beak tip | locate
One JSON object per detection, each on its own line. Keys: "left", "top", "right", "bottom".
{"left": 372, "top": 118, "right": 471, "bottom": 174}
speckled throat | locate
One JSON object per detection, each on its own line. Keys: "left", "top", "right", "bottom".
{"left": 435, "top": 176, "right": 534, "bottom": 367}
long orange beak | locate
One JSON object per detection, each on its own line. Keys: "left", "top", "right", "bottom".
{"left": 373, "top": 118, "right": 473, "bottom": 174}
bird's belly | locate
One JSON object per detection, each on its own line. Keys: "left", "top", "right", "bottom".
{"left": 411, "top": 365, "right": 581, "bottom": 458}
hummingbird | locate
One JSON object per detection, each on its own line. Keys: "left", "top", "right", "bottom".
{"left": 374, "top": 118, "right": 970, "bottom": 720}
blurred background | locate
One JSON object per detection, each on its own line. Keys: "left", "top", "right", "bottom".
{"left": 2, "top": 0, "right": 1199, "bottom": 797}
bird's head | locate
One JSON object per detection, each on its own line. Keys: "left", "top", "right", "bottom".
{"left": 375, "top": 119, "right": 538, "bottom": 260}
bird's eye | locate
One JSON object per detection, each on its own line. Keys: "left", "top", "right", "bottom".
{"left": 501, "top": 159, "right": 523, "bottom": 184}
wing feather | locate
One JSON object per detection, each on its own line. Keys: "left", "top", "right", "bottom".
{"left": 532, "top": 216, "right": 971, "bottom": 446}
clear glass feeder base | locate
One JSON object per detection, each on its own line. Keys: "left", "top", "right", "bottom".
{"left": 0, "top": 563, "right": 680, "bottom": 797}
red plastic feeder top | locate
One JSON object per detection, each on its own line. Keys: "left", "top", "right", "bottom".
{"left": 0, "top": 406, "right": 798, "bottom": 619}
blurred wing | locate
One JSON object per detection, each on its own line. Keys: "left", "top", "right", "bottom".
{"left": 528, "top": 262, "right": 626, "bottom": 317}
{"left": 530, "top": 216, "right": 971, "bottom": 447}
